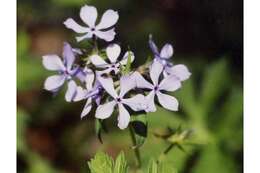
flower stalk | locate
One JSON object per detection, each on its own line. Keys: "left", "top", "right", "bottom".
{"left": 129, "top": 124, "right": 142, "bottom": 168}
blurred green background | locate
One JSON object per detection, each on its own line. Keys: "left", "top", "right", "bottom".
{"left": 17, "top": 0, "right": 243, "bottom": 172}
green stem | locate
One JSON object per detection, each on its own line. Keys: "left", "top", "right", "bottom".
{"left": 93, "top": 36, "right": 98, "bottom": 53}
{"left": 129, "top": 125, "right": 142, "bottom": 168}
{"left": 157, "top": 144, "right": 176, "bottom": 163}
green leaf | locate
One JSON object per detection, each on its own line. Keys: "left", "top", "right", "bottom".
{"left": 192, "top": 144, "right": 238, "bottom": 173}
{"left": 147, "top": 159, "right": 158, "bottom": 173}
{"left": 147, "top": 159, "right": 178, "bottom": 173}
{"left": 17, "top": 108, "right": 29, "bottom": 153}
{"left": 95, "top": 119, "right": 106, "bottom": 143}
{"left": 17, "top": 31, "right": 30, "bottom": 57}
{"left": 114, "top": 152, "right": 129, "bottom": 173}
{"left": 200, "top": 58, "right": 230, "bottom": 114}
{"left": 122, "top": 50, "right": 133, "bottom": 75}
{"left": 88, "top": 152, "right": 113, "bottom": 173}
{"left": 28, "top": 152, "right": 58, "bottom": 173}
{"left": 175, "top": 80, "right": 202, "bottom": 121}
{"left": 130, "top": 114, "right": 148, "bottom": 148}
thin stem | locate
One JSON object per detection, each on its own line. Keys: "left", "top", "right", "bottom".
{"left": 157, "top": 144, "right": 176, "bottom": 163}
{"left": 92, "top": 36, "right": 98, "bottom": 53}
{"left": 129, "top": 125, "right": 142, "bottom": 168}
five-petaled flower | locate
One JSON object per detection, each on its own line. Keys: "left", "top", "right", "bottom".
{"left": 42, "top": 42, "right": 83, "bottom": 102}
{"left": 133, "top": 61, "right": 181, "bottom": 112}
{"left": 90, "top": 44, "right": 134, "bottom": 74}
{"left": 149, "top": 35, "right": 191, "bottom": 82}
{"left": 95, "top": 75, "right": 146, "bottom": 129}
{"left": 64, "top": 5, "right": 119, "bottom": 42}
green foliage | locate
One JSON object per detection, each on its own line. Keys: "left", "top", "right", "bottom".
{"left": 88, "top": 152, "right": 128, "bottom": 173}
{"left": 192, "top": 144, "right": 237, "bottom": 173}
{"left": 200, "top": 58, "right": 230, "bottom": 114}
{"left": 28, "top": 152, "right": 58, "bottom": 173}
{"left": 130, "top": 114, "right": 148, "bottom": 148}
{"left": 114, "top": 152, "right": 129, "bottom": 173}
{"left": 147, "top": 159, "right": 178, "bottom": 173}
{"left": 95, "top": 119, "right": 106, "bottom": 143}
{"left": 54, "top": 0, "right": 90, "bottom": 7}
{"left": 17, "top": 108, "right": 29, "bottom": 153}
{"left": 17, "top": 31, "right": 47, "bottom": 91}
{"left": 121, "top": 51, "right": 133, "bottom": 75}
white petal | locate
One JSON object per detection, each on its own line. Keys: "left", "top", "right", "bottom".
{"left": 76, "top": 32, "right": 93, "bottom": 42}
{"left": 145, "top": 91, "right": 156, "bottom": 112}
{"left": 119, "top": 75, "right": 136, "bottom": 97}
{"left": 63, "top": 18, "right": 89, "bottom": 33}
{"left": 85, "top": 68, "right": 95, "bottom": 90}
{"left": 150, "top": 60, "right": 163, "bottom": 85}
{"left": 95, "top": 101, "right": 116, "bottom": 119}
{"left": 73, "top": 86, "right": 88, "bottom": 102}
{"left": 44, "top": 75, "right": 66, "bottom": 91}
{"left": 96, "top": 9, "right": 119, "bottom": 30}
{"left": 65, "top": 80, "right": 77, "bottom": 102}
{"left": 94, "top": 28, "right": 116, "bottom": 42}
{"left": 80, "top": 5, "right": 97, "bottom": 28}
{"left": 122, "top": 94, "right": 147, "bottom": 111}
{"left": 42, "top": 55, "right": 65, "bottom": 71}
{"left": 159, "top": 75, "right": 181, "bottom": 92}
{"left": 106, "top": 43, "right": 121, "bottom": 63}
{"left": 90, "top": 54, "right": 108, "bottom": 68}
{"left": 118, "top": 104, "right": 130, "bottom": 129}
{"left": 160, "top": 43, "right": 173, "bottom": 59}
{"left": 157, "top": 92, "right": 178, "bottom": 111}
{"left": 97, "top": 76, "right": 118, "bottom": 98}
{"left": 132, "top": 72, "right": 153, "bottom": 89}
{"left": 63, "top": 42, "right": 75, "bottom": 70}
{"left": 169, "top": 64, "right": 191, "bottom": 81}
{"left": 81, "top": 98, "right": 92, "bottom": 118}
{"left": 120, "top": 51, "right": 135, "bottom": 65}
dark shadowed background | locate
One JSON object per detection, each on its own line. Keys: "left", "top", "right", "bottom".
{"left": 17, "top": 0, "right": 243, "bottom": 172}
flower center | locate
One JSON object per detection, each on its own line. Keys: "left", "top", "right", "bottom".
{"left": 90, "top": 28, "right": 95, "bottom": 32}
{"left": 116, "top": 97, "right": 122, "bottom": 102}
{"left": 64, "top": 70, "right": 70, "bottom": 75}
{"left": 111, "top": 64, "right": 115, "bottom": 68}
{"left": 154, "top": 85, "right": 159, "bottom": 91}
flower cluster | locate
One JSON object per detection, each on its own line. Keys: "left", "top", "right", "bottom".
{"left": 42, "top": 5, "right": 191, "bottom": 129}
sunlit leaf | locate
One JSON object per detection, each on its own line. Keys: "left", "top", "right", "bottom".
{"left": 114, "top": 152, "right": 129, "bottom": 173}
{"left": 88, "top": 152, "right": 113, "bottom": 173}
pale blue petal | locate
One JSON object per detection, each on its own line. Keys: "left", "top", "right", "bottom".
{"left": 96, "top": 9, "right": 119, "bottom": 30}
{"left": 132, "top": 72, "right": 153, "bottom": 89}
{"left": 97, "top": 76, "right": 118, "bottom": 98}
{"left": 95, "top": 101, "right": 116, "bottom": 119}
{"left": 160, "top": 43, "right": 173, "bottom": 59}
{"left": 118, "top": 104, "right": 130, "bottom": 129}
{"left": 157, "top": 91, "right": 178, "bottom": 111}
{"left": 149, "top": 60, "right": 163, "bottom": 85}
{"left": 65, "top": 80, "right": 77, "bottom": 102}
{"left": 63, "top": 42, "right": 76, "bottom": 70}
{"left": 122, "top": 94, "right": 147, "bottom": 111}
{"left": 81, "top": 98, "right": 92, "bottom": 118}
{"left": 159, "top": 75, "right": 181, "bottom": 92}
{"left": 44, "top": 75, "right": 66, "bottom": 91}
{"left": 119, "top": 75, "right": 136, "bottom": 97}
{"left": 42, "top": 55, "right": 65, "bottom": 71}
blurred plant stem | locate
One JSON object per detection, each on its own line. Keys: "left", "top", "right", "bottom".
{"left": 157, "top": 144, "right": 176, "bottom": 164}
{"left": 93, "top": 36, "right": 98, "bottom": 53}
{"left": 129, "top": 124, "right": 142, "bottom": 169}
